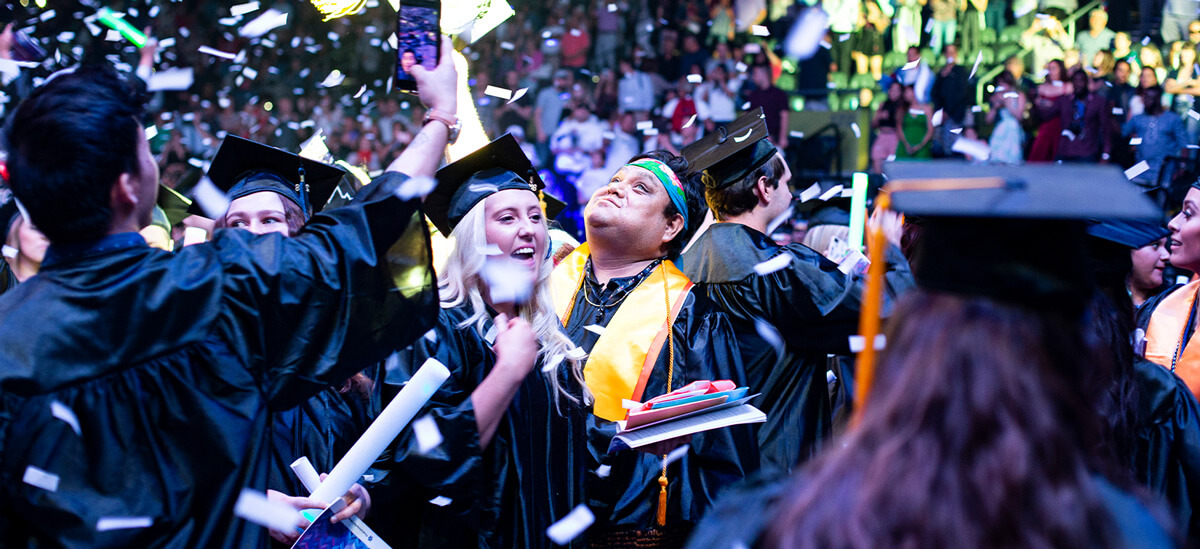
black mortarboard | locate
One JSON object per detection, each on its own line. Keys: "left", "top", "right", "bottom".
{"left": 884, "top": 161, "right": 1159, "bottom": 312}
{"left": 157, "top": 185, "right": 193, "bottom": 228}
{"left": 426, "top": 134, "right": 547, "bottom": 235}
{"left": 681, "top": 107, "right": 779, "bottom": 188}
{"left": 1086, "top": 219, "right": 1168, "bottom": 249}
{"left": 795, "top": 185, "right": 853, "bottom": 227}
{"left": 188, "top": 135, "right": 346, "bottom": 219}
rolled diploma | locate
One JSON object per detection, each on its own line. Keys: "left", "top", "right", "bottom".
{"left": 290, "top": 457, "right": 323, "bottom": 494}
{"left": 307, "top": 358, "right": 450, "bottom": 506}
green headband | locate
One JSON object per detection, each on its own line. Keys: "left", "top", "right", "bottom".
{"left": 627, "top": 159, "right": 688, "bottom": 227}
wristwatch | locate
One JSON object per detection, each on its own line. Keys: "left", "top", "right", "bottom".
{"left": 423, "top": 109, "right": 461, "bottom": 144}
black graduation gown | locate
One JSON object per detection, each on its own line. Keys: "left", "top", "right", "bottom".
{"left": 685, "top": 471, "right": 1176, "bottom": 549}
{"left": 0, "top": 172, "right": 437, "bottom": 548}
{"left": 1130, "top": 356, "right": 1200, "bottom": 541}
{"left": 367, "top": 305, "right": 590, "bottom": 548}
{"left": 267, "top": 364, "right": 382, "bottom": 499}
{"left": 676, "top": 223, "right": 914, "bottom": 473}
{"left": 561, "top": 260, "right": 760, "bottom": 536}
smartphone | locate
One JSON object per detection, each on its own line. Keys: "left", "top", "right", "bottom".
{"left": 395, "top": 0, "right": 441, "bottom": 93}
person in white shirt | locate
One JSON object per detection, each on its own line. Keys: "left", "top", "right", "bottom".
{"left": 617, "top": 59, "right": 656, "bottom": 116}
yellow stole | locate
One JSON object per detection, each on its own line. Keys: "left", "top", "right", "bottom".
{"left": 550, "top": 243, "right": 693, "bottom": 421}
{"left": 1145, "top": 280, "right": 1200, "bottom": 397}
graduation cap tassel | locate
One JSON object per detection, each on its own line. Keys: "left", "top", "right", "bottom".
{"left": 657, "top": 263, "right": 675, "bottom": 528}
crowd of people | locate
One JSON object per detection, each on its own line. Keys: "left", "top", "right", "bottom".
{"left": 6, "top": 0, "right": 1200, "bottom": 548}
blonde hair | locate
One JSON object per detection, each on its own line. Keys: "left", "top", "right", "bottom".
{"left": 803, "top": 224, "right": 850, "bottom": 260}
{"left": 438, "top": 198, "right": 593, "bottom": 411}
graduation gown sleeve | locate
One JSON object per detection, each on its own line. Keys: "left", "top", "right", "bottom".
{"left": 1131, "top": 357, "right": 1200, "bottom": 541}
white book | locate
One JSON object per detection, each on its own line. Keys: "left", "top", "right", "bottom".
{"left": 608, "top": 401, "right": 765, "bottom": 452}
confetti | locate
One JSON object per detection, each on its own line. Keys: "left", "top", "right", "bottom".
{"left": 413, "top": 415, "right": 443, "bottom": 454}
{"left": 735, "top": 61, "right": 748, "bottom": 73}
{"left": 789, "top": 130, "right": 805, "bottom": 138}
{"left": 1130, "top": 137, "right": 1143, "bottom": 145}
{"left": 755, "top": 318, "right": 785, "bottom": 358}
{"left": 753, "top": 254, "right": 792, "bottom": 275}
{"left": 23, "top": 466, "right": 59, "bottom": 492}
{"left": 784, "top": 8, "right": 829, "bottom": 60}
{"left": 230, "top": 1, "right": 260, "bottom": 16}
{"left": 542, "top": 353, "right": 564, "bottom": 373}
{"left": 664, "top": 444, "right": 690, "bottom": 465}
{"left": 636, "top": 120, "right": 654, "bottom": 131}
{"left": 318, "top": 69, "right": 346, "bottom": 88}
{"left": 682, "top": 114, "right": 698, "bottom": 129}
{"left": 850, "top": 122, "right": 861, "bottom": 138}
{"left": 477, "top": 243, "right": 503, "bottom": 256}
{"left": 394, "top": 176, "right": 437, "bottom": 200}
{"left": 1125, "top": 161, "right": 1150, "bottom": 180}
{"left": 818, "top": 185, "right": 843, "bottom": 201}
{"left": 508, "top": 88, "right": 529, "bottom": 103}
{"left": 686, "top": 74, "right": 703, "bottom": 84}
{"left": 1113, "top": 107, "right": 1125, "bottom": 115}
{"left": 901, "top": 59, "right": 920, "bottom": 71}
{"left": 565, "top": 347, "right": 587, "bottom": 360}
{"left": 751, "top": 25, "right": 770, "bottom": 36}
{"left": 2, "top": 245, "right": 16, "bottom": 259}
{"left": 145, "top": 126, "right": 157, "bottom": 140}
{"left": 234, "top": 489, "right": 300, "bottom": 533}
{"left": 744, "top": 43, "right": 762, "bottom": 54}
{"left": 481, "top": 256, "right": 535, "bottom": 304}
{"left": 622, "top": 399, "right": 641, "bottom": 409}
{"left": 596, "top": 464, "right": 612, "bottom": 478}
{"left": 766, "top": 204, "right": 794, "bottom": 236}
{"left": 429, "top": 496, "right": 453, "bottom": 507}
{"left": 607, "top": 3, "right": 618, "bottom": 11}
{"left": 800, "top": 183, "right": 822, "bottom": 202}
{"left": 732, "top": 127, "right": 755, "bottom": 142}
{"left": 197, "top": 45, "right": 237, "bottom": 60}
{"left": 547, "top": 505, "right": 595, "bottom": 545}
{"left": 353, "top": 84, "right": 367, "bottom": 99}
{"left": 950, "top": 137, "right": 990, "bottom": 160}
{"left": 190, "top": 177, "right": 231, "bottom": 219}
{"left": 484, "top": 85, "right": 513, "bottom": 100}
{"left": 848, "top": 334, "right": 887, "bottom": 352}
{"left": 584, "top": 325, "right": 606, "bottom": 336}
{"left": 930, "top": 109, "right": 944, "bottom": 128}
{"left": 51, "top": 401, "right": 81, "bottom": 436}
{"left": 1061, "top": 129, "right": 1076, "bottom": 141}
{"left": 1190, "top": 110, "right": 1200, "bottom": 121}
{"left": 969, "top": 50, "right": 983, "bottom": 80}
{"left": 96, "top": 517, "right": 153, "bottom": 531}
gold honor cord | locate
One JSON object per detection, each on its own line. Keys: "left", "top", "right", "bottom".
{"left": 851, "top": 191, "right": 890, "bottom": 428}
{"left": 309, "top": 0, "right": 368, "bottom": 21}
{"left": 657, "top": 261, "right": 675, "bottom": 527}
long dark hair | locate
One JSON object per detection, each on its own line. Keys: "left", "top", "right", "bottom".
{"left": 1085, "top": 237, "right": 1140, "bottom": 476}
{"left": 764, "top": 290, "right": 1118, "bottom": 548}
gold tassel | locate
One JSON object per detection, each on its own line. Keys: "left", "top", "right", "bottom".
{"left": 657, "top": 471, "right": 668, "bottom": 527}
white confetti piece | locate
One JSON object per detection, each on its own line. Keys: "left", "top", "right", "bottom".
{"left": 1130, "top": 137, "right": 1143, "bottom": 145}
{"left": 243, "top": 67, "right": 258, "bottom": 80}
{"left": 1061, "top": 129, "right": 1076, "bottom": 141}
{"left": 481, "top": 256, "right": 535, "bottom": 304}
{"left": 23, "top": 466, "right": 59, "bottom": 492}
{"left": 901, "top": 59, "right": 920, "bottom": 71}
{"left": 644, "top": 128, "right": 659, "bottom": 136}
{"left": 1134, "top": 327, "right": 1147, "bottom": 356}
{"left": 542, "top": 354, "right": 564, "bottom": 373}
{"left": 753, "top": 254, "right": 792, "bottom": 275}
{"left": 96, "top": 517, "right": 153, "bottom": 531}
{"left": 413, "top": 415, "right": 443, "bottom": 454}
{"left": 596, "top": 464, "right": 612, "bottom": 478}
{"left": 735, "top": 61, "right": 748, "bottom": 73}
{"left": 636, "top": 120, "right": 654, "bottom": 131}
{"left": 755, "top": 318, "right": 784, "bottom": 357}
{"left": 353, "top": 85, "right": 367, "bottom": 99}
{"left": 584, "top": 325, "right": 606, "bottom": 336}
{"left": 969, "top": 50, "right": 983, "bottom": 80}
{"left": 682, "top": 114, "right": 698, "bottom": 129}
{"left": 744, "top": 43, "right": 762, "bottom": 54}
{"left": 1113, "top": 107, "right": 1125, "bottom": 115}
{"left": 50, "top": 401, "right": 81, "bottom": 436}
{"left": 930, "top": 109, "right": 944, "bottom": 128}
{"left": 789, "top": 130, "right": 805, "bottom": 139}
{"left": 230, "top": 1, "right": 260, "bottom": 16}
{"left": 950, "top": 137, "right": 990, "bottom": 160}
{"left": 484, "top": 85, "right": 513, "bottom": 100}
{"left": 848, "top": 334, "right": 887, "bottom": 352}
{"left": 429, "top": 495, "right": 452, "bottom": 507}
{"left": 732, "top": 128, "right": 754, "bottom": 142}
{"left": 1125, "top": 161, "right": 1150, "bottom": 180}
{"left": 191, "top": 177, "right": 231, "bottom": 219}
{"left": 318, "top": 70, "right": 345, "bottom": 88}
{"left": 785, "top": 8, "right": 829, "bottom": 60}
{"left": 2, "top": 245, "right": 17, "bottom": 259}
{"left": 1190, "top": 110, "right": 1200, "bottom": 121}
{"left": 622, "top": 399, "right": 641, "bottom": 409}
{"left": 850, "top": 122, "right": 861, "bottom": 138}
{"left": 607, "top": 3, "right": 618, "bottom": 11}
{"left": 477, "top": 243, "right": 503, "bottom": 256}
{"left": 144, "top": 125, "right": 158, "bottom": 141}
{"left": 664, "top": 444, "right": 690, "bottom": 465}
{"left": 508, "top": 88, "right": 529, "bottom": 103}
{"left": 819, "top": 185, "right": 843, "bottom": 201}
{"left": 547, "top": 504, "right": 595, "bottom": 545}
{"left": 565, "top": 347, "right": 587, "bottom": 360}
{"left": 751, "top": 25, "right": 770, "bottom": 36}
{"left": 800, "top": 183, "right": 821, "bottom": 202}
{"left": 197, "top": 45, "right": 237, "bottom": 60}
{"left": 394, "top": 176, "right": 437, "bottom": 200}
{"left": 766, "top": 205, "right": 794, "bottom": 236}
{"left": 686, "top": 74, "right": 703, "bottom": 84}
{"left": 234, "top": 489, "right": 300, "bottom": 533}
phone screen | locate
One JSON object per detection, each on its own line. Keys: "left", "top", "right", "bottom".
{"left": 396, "top": 1, "right": 440, "bottom": 91}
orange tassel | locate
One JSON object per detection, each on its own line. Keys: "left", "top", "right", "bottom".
{"left": 656, "top": 473, "right": 668, "bottom": 526}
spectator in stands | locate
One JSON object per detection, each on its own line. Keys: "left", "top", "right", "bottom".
{"left": 852, "top": 0, "right": 888, "bottom": 80}
{"left": 535, "top": 69, "right": 573, "bottom": 167}
{"left": 931, "top": 44, "right": 972, "bottom": 157}
{"left": 960, "top": 0, "right": 986, "bottom": 58}
{"left": 560, "top": 8, "right": 591, "bottom": 71}
{"left": 985, "top": 0, "right": 1009, "bottom": 34}
{"left": 749, "top": 64, "right": 790, "bottom": 149}
{"left": 680, "top": 35, "right": 710, "bottom": 78}
{"left": 1077, "top": 9, "right": 1116, "bottom": 69}
{"left": 592, "top": 0, "right": 623, "bottom": 71}
{"left": 1091, "top": 50, "right": 1116, "bottom": 82}
{"left": 1113, "top": 32, "right": 1137, "bottom": 67}
{"left": 1129, "top": 66, "right": 1162, "bottom": 120}
{"left": 871, "top": 81, "right": 904, "bottom": 173}
{"left": 1140, "top": 44, "right": 1169, "bottom": 84}
{"left": 699, "top": 64, "right": 742, "bottom": 125}
{"left": 796, "top": 28, "right": 834, "bottom": 111}
{"left": 551, "top": 101, "right": 606, "bottom": 177}
{"left": 896, "top": 85, "right": 935, "bottom": 158}
{"left": 893, "top": 0, "right": 925, "bottom": 52}
{"left": 617, "top": 58, "right": 656, "bottom": 117}
{"left": 929, "top": 0, "right": 959, "bottom": 54}
{"left": 988, "top": 71, "right": 1027, "bottom": 164}
{"left": 1028, "top": 59, "right": 1072, "bottom": 162}
{"left": 1164, "top": 43, "right": 1200, "bottom": 141}
{"left": 1123, "top": 85, "right": 1188, "bottom": 186}
{"left": 1004, "top": 55, "right": 1037, "bottom": 94}
{"left": 896, "top": 46, "right": 935, "bottom": 103}
{"left": 1162, "top": 0, "right": 1198, "bottom": 43}
{"left": 603, "top": 112, "right": 641, "bottom": 173}
{"left": 1109, "top": 59, "right": 1138, "bottom": 117}
{"left": 709, "top": 0, "right": 736, "bottom": 46}
{"left": 1049, "top": 69, "right": 1112, "bottom": 163}
{"left": 1022, "top": 11, "right": 1072, "bottom": 74}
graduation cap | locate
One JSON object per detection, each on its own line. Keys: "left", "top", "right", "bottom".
{"left": 187, "top": 135, "right": 346, "bottom": 219}
{"left": 1086, "top": 219, "right": 1168, "bottom": 249}
{"left": 157, "top": 185, "right": 193, "bottom": 228}
{"left": 883, "top": 161, "right": 1159, "bottom": 312}
{"left": 681, "top": 107, "right": 779, "bottom": 188}
{"left": 426, "top": 134, "right": 552, "bottom": 235}
{"left": 796, "top": 185, "right": 853, "bottom": 228}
